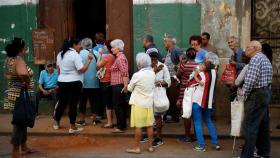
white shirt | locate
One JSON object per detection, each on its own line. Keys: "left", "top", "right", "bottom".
{"left": 56, "top": 48, "right": 84, "bottom": 82}
{"left": 155, "top": 62, "right": 171, "bottom": 87}
{"left": 128, "top": 67, "right": 156, "bottom": 108}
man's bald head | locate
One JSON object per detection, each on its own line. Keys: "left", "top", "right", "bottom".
{"left": 245, "top": 40, "right": 262, "bottom": 57}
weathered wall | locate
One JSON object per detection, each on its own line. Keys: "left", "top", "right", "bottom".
{"left": 0, "top": 0, "right": 39, "bottom": 106}
{"left": 133, "top": 0, "right": 201, "bottom": 70}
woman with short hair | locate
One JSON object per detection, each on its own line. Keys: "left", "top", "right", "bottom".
{"left": 110, "top": 39, "right": 129, "bottom": 133}
{"left": 126, "top": 53, "right": 156, "bottom": 154}
{"left": 54, "top": 38, "right": 93, "bottom": 133}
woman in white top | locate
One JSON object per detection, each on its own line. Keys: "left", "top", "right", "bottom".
{"left": 125, "top": 53, "right": 156, "bottom": 154}
{"left": 54, "top": 38, "right": 93, "bottom": 134}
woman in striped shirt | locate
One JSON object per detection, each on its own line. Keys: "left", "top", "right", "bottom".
{"left": 176, "top": 48, "right": 197, "bottom": 143}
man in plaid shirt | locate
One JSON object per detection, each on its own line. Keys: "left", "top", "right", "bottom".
{"left": 241, "top": 41, "right": 272, "bottom": 158}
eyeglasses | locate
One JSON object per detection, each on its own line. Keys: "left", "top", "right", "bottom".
{"left": 47, "top": 64, "right": 53, "bottom": 67}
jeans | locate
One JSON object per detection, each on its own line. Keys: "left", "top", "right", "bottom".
{"left": 192, "top": 103, "right": 218, "bottom": 147}
{"left": 36, "top": 88, "right": 58, "bottom": 115}
{"left": 241, "top": 88, "right": 271, "bottom": 158}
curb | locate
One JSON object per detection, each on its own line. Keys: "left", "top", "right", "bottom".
{"left": 1, "top": 132, "right": 280, "bottom": 140}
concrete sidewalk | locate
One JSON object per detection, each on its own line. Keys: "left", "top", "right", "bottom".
{"left": 1, "top": 114, "right": 280, "bottom": 139}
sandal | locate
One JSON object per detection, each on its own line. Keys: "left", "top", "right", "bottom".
{"left": 126, "top": 148, "right": 141, "bottom": 154}
{"left": 102, "top": 124, "right": 114, "bottom": 128}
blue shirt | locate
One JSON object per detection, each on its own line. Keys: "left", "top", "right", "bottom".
{"left": 195, "top": 49, "right": 208, "bottom": 64}
{"left": 80, "top": 49, "right": 100, "bottom": 88}
{"left": 38, "top": 69, "right": 58, "bottom": 89}
{"left": 93, "top": 44, "right": 107, "bottom": 55}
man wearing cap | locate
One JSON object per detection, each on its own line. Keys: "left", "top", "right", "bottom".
{"left": 36, "top": 60, "right": 59, "bottom": 116}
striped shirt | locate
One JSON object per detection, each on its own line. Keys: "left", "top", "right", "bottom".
{"left": 110, "top": 53, "right": 129, "bottom": 86}
{"left": 243, "top": 52, "right": 273, "bottom": 97}
{"left": 177, "top": 62, "right": 198, "bottom": 102}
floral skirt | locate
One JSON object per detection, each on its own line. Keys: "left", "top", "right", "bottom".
{"left": 130, "top": 105, "right": 154, "bottom": 128}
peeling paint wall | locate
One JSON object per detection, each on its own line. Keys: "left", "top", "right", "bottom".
{"left": 198, "top": 0, "right": 251, "bottom": 58}
{"left": 0, "top": 0, "right": 38, "bottom": 105}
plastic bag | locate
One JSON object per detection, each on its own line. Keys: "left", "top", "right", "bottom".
{"left": 221, "top": 63, "right": 236, "bottom": 85}
{"left": 230, "top": 97, "right": 244, "bottom": 137}
{"left": 182, "top": 87, "right": 195, "bottom": 118}
{"left": 153, "top": 87, "right": 169, "bottom": 113}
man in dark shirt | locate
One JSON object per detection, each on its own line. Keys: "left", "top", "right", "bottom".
{"left": 143, "top": 34, "right": 162, "bottom": 62}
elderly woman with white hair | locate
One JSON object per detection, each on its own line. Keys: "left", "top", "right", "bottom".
{"left": 125, "top": 53, "right": 156, "bottom": 154}
{"left": 110, "top": 39, "right": 129, "bottom": 133}
{"left": 76, "top": 38, "right": 101, "bottom": 126}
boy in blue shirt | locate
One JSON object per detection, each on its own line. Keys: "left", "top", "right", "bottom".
{"left": 36, "top": 60, "right": 59, "bottom": 116}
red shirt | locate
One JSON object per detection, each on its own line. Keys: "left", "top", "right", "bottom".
{"left": 100, "top": 54, "right": 115, "bottom": 83}
{"left": 110, "top": 53, "right": 129, "bottom": 85}
{"left": 178, "top": 61, "right": 198, "bottom": 86}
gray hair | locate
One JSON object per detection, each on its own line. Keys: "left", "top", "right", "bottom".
{"left": 111, "top": 39, "right": 125, "bottom": 51}
{"left": 164, "top": 35, "right": 177, "bottom": 45}
{"left": 80, "top": 38, "right": 93, "bottom": 49}
{"left": 205, "top": 52, "right": 220, "bottom": 66}
{"left": 228, "top": 36, "right": 239, "bottom": 43}
{"left": 143, "top": 34, "right": 154, "bottom": 43}
{"left": 136, "top": 53, "right": 151, "bottom": 69}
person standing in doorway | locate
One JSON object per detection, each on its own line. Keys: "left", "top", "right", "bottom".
{"left": 163, "top": 35, "right": 183, "bottom": 123}
{"left": 241, "top": 41, "right": 272, "bottom": 158}
{"left": 76, "top": 38, "right": 101, "bottom": 126}
{"left": 54, "top": 38, "right": 93, "bottom": 133}
{"left": 201, "top": 32, "right": 218, "bottom": 55}
{"left": 93, "top": 32, "right": 107, "bottom": 55}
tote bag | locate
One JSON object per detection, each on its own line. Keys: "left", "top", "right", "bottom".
{"left": 230, "top": 97, "right": 244, "bottom": 137}
{"left": 182, "top": 87, "right": 195, "bottom": 119}
{"left": 12, "top": 89, "right": 36, "bottom": 128}
{"left": 153, "top": 87, "right": 169, "bottom": 113}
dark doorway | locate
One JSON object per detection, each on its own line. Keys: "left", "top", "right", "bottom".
{"left": 74, "top": 0, "right": 106, "bottom": 41}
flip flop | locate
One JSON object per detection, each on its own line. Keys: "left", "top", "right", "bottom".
{"left": 126, "top": 148, "right": 141, "bottom": 154}
{"left": 101, "top": 124, "right": 114, "bottom": 128}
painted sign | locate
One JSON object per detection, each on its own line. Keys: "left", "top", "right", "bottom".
{"left": 32, "top": 28, "right": 55, "bottom": 65}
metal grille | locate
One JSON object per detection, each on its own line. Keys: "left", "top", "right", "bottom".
{"left": 252, "top": 0, "right": 280, "bottom": 105}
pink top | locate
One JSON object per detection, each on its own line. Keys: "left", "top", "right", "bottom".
{"left": 110, "top": 53, "right": 129, "bottom": 85}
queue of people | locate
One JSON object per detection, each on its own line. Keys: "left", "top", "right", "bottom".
{"left": 3, "top": 31, "right": 273, "bottom": 157}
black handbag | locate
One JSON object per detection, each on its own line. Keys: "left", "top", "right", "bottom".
{"left": 12, "top": 88, "right": 36, "bottom": 128}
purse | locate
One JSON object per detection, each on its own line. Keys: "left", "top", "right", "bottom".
{"left": 230, "top": 97, "right": 244, "bottom": 137}
{"left": 12, "top": 88, "right": 36, "bottom": 128}
{"left": 153, "top": 86, "right": 170, "bottom": 113}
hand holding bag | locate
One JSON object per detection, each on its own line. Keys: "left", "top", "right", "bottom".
{"left": 153, "top": 86, "right": 169, "bottom": 113}
{"left": 12, "top": 88, "right": 36, "bottom": 128}
{"left": 182, "top": 87, "right": 195, "bottom": 119}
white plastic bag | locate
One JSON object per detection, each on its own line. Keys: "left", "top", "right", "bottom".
{"left": 153, "top": 87, "right": 169, "bottom": 113}
{"left": 182, "top": 87, "right": 195, "bottom": 118}
{"left": 230, "top": 97, "right": 244, "bottom": 137}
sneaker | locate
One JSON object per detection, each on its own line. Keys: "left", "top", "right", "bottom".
{"left": 213, "top": 144, "right": 221, "bottom": 151}
{"left": 69, "top": 127, "right": 84, "bottom": 134}
{"left": 140, "top": 135, "right": 148, "bottom": 143}
{"left": 76, "top": 120, "right": 86, "bottom": 126}
{"left": 193, "top": 145, "right": 206, "bottom": 152}
{"left": 152, "top": 137, "right": 164, "bottom": 147}
{"left": 92, "top": 120, "right": 101, "bottom": 126}
{"left": 53, "top": 121, "right": 60, "bottom": 130}
{"left": 178, "top": 136, "right": 194, "bottom": 143}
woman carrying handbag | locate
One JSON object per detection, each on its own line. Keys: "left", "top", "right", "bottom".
{"left": 3, "top": 38, "right": 36, "bottom": 158}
